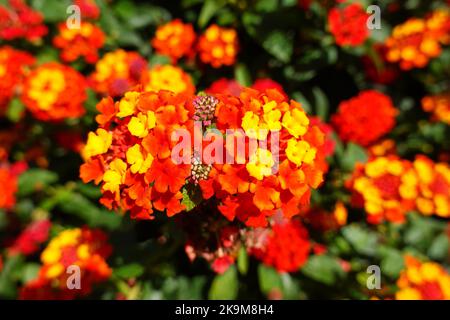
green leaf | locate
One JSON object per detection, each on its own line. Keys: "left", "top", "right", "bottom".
{"left": 262, "top": 30, "right": 293, "bottom": 63}
{"left": 257, "top": 264, "right": 282, "bottom": 294}
{"left": 428, "top": 233, "right": 449, "bottom": 260}
{"left": 378, "top": 247, "right": 404, "bottom": 279}
{"left": 237, "top": 247, "right": 249, "bottom": 275}
{"left": 312, "top": 87, "right": 329, "bottom": 120}
{"left": 6, "top": 98, "right": 25, "bottom": 123}
{"left": 208, "top": 266, "right": 238, "bottom": 299}
{"left": 114, "top": 263, "right": 145, "bottom": 279}
{"left": 181, "top": 185, "right": 203, "bottom": 212}
{"left": 340, "top": 143, "right": 368, "bottom": 171}
{"left": 341, "top": 224, "right": 378, "bottom": 256}
{"left": 21, "top": 263, "right": 41, "bottom": 284}
{"left": 301, "top": 255, "right": 344, "bottom": 285}
{"left": 31, "top": 0, "right": 71, "bottom": 22}
{"left": 0, "top": 255, "right": 23, "bottom": 298}
{"left": 198, "top": 0, "right": 225, "bottom": 28}
{"left": 234, "top": 63, "right": 252, "bottom": 87}
{"left": 18, "top": 169, "right": 58, "bottom": 196}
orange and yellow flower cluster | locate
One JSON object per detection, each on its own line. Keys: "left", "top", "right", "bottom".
{"left": 332, "top": 90, "right": 397, "bottom": 147}
{"left": 21, "top": 63, "right": 87, "bottom": 121}
{"left": 396, "top": 256, "right": 450, "bottom": 300}
{"left": 421, "top": 93, "right": 450, "bottom": 124}
{"left": 53, "top": 22, "right": 105, "bottom": 64}
{"left": 151, "top": 21, "right": 239, "bottom": 68}
{"left": 151, "top": 19, "right": 196, "bottom": 63}
{"left": 89, "top": 49, "right": 147, "bottom": 97}
{"left": 197, "top": 25, "right": 238, "bottom": 68}
{"left": 199, "top": 88, "right": 327, "bottom": 227}
{"left": 347, "top": 155, "right": 450, "bottom": 224}
{"left": 20, "top": 227, "right": 112, "bottom": 300}
{"left": 80, "top": 90, "right": 194, "bottom": 219}
{"left": 141, "top": 65, "right": 195, "bottom": 95}
{"left": 385, "top": 10, "right": 450, "bottom": 70}
{"left": 0, "top": 46, "right": 34, "bottom": 110}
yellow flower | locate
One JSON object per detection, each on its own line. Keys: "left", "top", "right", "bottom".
{"left": 242, "top": 111, "right": 261, "bottom": 139}
{"left": 126, "top": 144, "right": 154, "bottom": 174}
{"left": 396, "top": 287, "right": 422, "bottom": 300}
{"left": 127, "top": 111, "right": 156, "bottom": 138}
{"left": 117, "top": 91, "right": 140, "bottom": 118}
{"left": 102, "top": 158, "right": 127, "bottom": 194}
{"left": 45, "top": 263, "right": 64, "bottom": 279}
{"left": 282, "top": 109, "right": 309, "bottom": 138}
{"left": 262, "top": 101, "right": 282, "bottom": 131}
{"left": 286, "top": 138, "right": 316, "bottom": 166}
{"left": 246, "top": 148, "right": 274, "bottom": 180}
{"left": 83, "top": 128, "right": 112, "bottom": 159}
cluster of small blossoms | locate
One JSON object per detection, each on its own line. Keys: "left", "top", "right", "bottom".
{"left": 80, "top": 90, "right": 194, "bottom": 218}
{"left": 0, "top": 46, "right": 35, "bottom": 110}
{"left": 347, "top": 155, "right": 450, "bottom": 223}
{"left": 395, "top": 256, "right": 450, "bottom": 300}
{"left": 198, "top": 25, "right": 238, "bottom": 68}
{"left": 74, "top": 0, "right": 100, "bottom": 20}
{"left": 331, "top": 90, "right": 397, "bottom": 147}
{"left": 199, "top": 88, "right": 327, "bottom": 227}
{"left": 53, "top": 22, "right": 105, "bottom": 64}
{"left": 20, "top": 227, "right": 112, "bottom": 300}
{"left": 347, "top": 156, "right": 417, "bottom": 224}
{"left": 0, "top": 160, "right": 25, "bottom": 210}
{"left": 141, "top": 65, "right": 196, "bottom": 96}
{"left": 89, "top": 49, "right": 147, "bottom": 97}
{"left": 385, "top": 10, "right": 450, "bottom": 70}
{"left": 8, "top": 219, "right": 51, "bottom": 256}
{"left": 328, "top": 3, "right": 369, "bottom": 47}
{"left": 421, "top": 93, "right": 450, "bottom": 125}
{"left": 412, "top": 156, "right": 449, "bottom": 218}
{"left": 151, "top": 19, "right": 196, "bottom": 63}
{"left": 248, "top": 219, "right": 310, "bottom": 273}
{"left": 0, "top": 0, "right": 48, "bottom": 41}
{"left": 21, "top": 63, "right": 87, "bottom": 121}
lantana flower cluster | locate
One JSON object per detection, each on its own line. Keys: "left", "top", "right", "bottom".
{"left": 20, "top": 227, "right": 112, "bottom": 300}
{"left": 395, "top": 256, "right": 450, "bottom": 300}
{"left": 53, "top": 22, "right": 105, "bottom": 64}
{"left": 141, "top": 65, "right": 196, "bottom": 95}
{"left": 421, "top": 93, "right": 450, "bottom": 124}
{"left": 385, "top": 9, "right": 450, "bottom": 70}
{"left": 331, "top": 90, "right": 397, "bottom": 147}
{"left": 0, "top": 46, "right": 35, "bottom": 110}
{"left": 151, "top": 21, "right": 239, "bottom": 68}
{"left": 21, "top": 63, "right": 87, "bottom": 121}
{"left": 328, "top": 3, "right": 369, "bottom": 47}
{"left": 347, "top": 155, "right": 450, "bottom": 224}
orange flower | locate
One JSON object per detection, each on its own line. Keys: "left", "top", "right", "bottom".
{"left": 141, "top": 65, "right": 195, "bottom": 95}
{"left": 396, "top": 256, "right": 450, "bottom": 300}
{"left": 20, "top": 227, "right": 112, "bottom": 300}
{"left": 0, "top": 163, "right": 19, "bottom": 210}
{"left": 53, "top": 22, "right": 105, "bottom": 64}
{"left": 385, "top": 10, "right": 450, "bottom": 70}
{"left": 89, "top": 49, "right": 147, "bottom": 97}
{"left": 80, "top": 90, "right": 194, "bottom": 219}
{"left": 422, "top": 93, "right": 450, "bottom": 124}
{"left": 21, "top": 63, "right": 87, "bottom": 121}
{"left": 0, "top": 46, "right": 34, "bottom": 111}
{"left": 151, "top": 19, "right": 196, "bottom": 63}
{"left": 332, "top": 90, "right": 397, "bottom": 147}
{"left": 198, "top": 25, "right": 238, "bottom": 68}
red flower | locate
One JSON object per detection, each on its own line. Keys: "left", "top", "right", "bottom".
{"left": 328, "top": 3, "right": 369, "bottom": 47}
{"left": 9, "top": 219, "right": 51, "bottom": 256}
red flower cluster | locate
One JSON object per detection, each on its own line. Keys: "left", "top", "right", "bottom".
{"left": 8, "top": 219, "right": 51, "bottom": 256}
{"left": 53, "top": 22, "right": 105, "bottom": 64}
{"left": 0, "top": 46, "right": 35, "bottom": 110}
{"left": 332, "top": 90, "right": 397, "bottom": 146}
{"left": 0, "top": 159, "right": 26, "bottom": 210}
{"left": 198, "top": 25, "right": 239, "bottom": 68}
{"left": 249, "top": 219, "right": 310, "bottom": 273}
{"left": 20, "top": 227, "right": 112, "bottom": 300}
{"left": 328, "top": 3, "right": 369, "bottom": 47}
{"left": 74, "top": 0, "right": 100, "bottom": 20}
{"left": 21, "top": 63, "right": 87, "bottom": 121}
{"left": 80, "top": 90, "right": 194, "bottom": 219}
{"left": 206, "top": 78, "right": 243, "bottom": 96}
{"left": 0, "top": 0, "right": 47, "bottom": 41}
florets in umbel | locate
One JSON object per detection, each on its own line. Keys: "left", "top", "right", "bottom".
{"left": 193, "top": 94, "right": 218, "bottom": 126}
{"left": 190, "top": 151, "right": 212, "bottom": 184}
